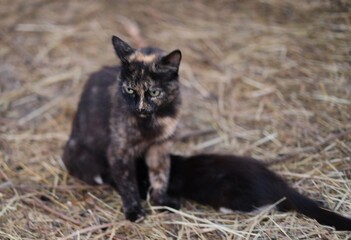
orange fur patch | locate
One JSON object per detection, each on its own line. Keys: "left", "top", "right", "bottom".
{"left": 128, "top": 52, "right": 157, "bottom": 63}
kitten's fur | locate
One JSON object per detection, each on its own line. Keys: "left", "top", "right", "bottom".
{"left": 63, "top": 36, "right": 182, "bottom": 221}
{"left": 135, "top": 154, "right": 351, "bottom": 231}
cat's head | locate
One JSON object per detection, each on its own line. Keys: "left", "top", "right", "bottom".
{"left": 112, "top": 36, "right": 181, "bottom": 118}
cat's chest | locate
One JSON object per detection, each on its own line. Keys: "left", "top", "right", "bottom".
{"left": 136, "top": 116, "right": 178, "bottom": 143}
{"left": 154, "top": 116, "right": 178, "bottom": 142}
{"left": 111, "top": 114, "right": 178, "bottom": 145}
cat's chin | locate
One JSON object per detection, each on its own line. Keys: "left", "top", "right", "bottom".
{"left": 136, "top": 112, "right": 154, "bottom": 119}
{"left": 138, "top": 114, "right": 148, "bottom": 118}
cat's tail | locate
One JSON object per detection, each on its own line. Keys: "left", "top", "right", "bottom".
{"left": 279, "top": 188, "right": 351, "bottom": 231}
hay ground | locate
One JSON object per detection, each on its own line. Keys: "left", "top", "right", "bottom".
{"left": 1, "top": 0, "right": 351, "bottom": 239}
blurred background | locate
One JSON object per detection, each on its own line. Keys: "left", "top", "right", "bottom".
{"left": 1, "top": 0, "right": 350, "bottom": 239}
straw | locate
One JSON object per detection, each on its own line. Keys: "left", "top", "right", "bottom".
{"left": 1, "top": 1, "right": 350, "bottom": 239}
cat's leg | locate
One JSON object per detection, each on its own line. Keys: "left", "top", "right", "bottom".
{"left": 146, "top": 142, "right": 180, "bottom": 209}
{"left": 107, "top": 144, "right": 144, "bottom": 222}
{"left": 63, "top": 137, "right": 108, "bottom": 185}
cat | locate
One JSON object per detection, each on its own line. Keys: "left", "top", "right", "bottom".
{"left": 134, "top": 154, "right": 351, "bottom": 231}
{"left": 62, "top": 36, "right": 182, "bottom": 221}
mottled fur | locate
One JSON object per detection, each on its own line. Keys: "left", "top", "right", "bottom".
{"left": 63, "top": 36, "right": 182, "bottom": 221}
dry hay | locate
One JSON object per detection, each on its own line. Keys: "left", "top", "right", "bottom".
{"left": 1, "top": 0, "right": 351, "bottom": 239}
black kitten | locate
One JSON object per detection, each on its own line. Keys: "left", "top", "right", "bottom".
{"left": 134, "top": 154, "right": 351, "bottom": 231}
{"left": 63, "top": 36, "right": 182, "bottom": 221}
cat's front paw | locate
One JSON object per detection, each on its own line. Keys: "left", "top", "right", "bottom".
{"left": 124, "top": 204, "right": 145, "bottom": 222}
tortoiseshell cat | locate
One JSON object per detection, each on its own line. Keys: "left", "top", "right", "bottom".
{"left": 63, "top": 36, "right": 182, "bottom": 221}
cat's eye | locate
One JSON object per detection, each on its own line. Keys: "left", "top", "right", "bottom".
{"left": 124, "top": 86, "right": 134, "bottom": 94}
{"left": 149, "top": 89, "right": 161, "bottom": 97}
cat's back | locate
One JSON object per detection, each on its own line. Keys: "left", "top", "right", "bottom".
{"left": 173, "top": 154, "right": 288, "bottom": 208}
{"left": 78, "top": 65, "right": 120, "bottom": 121}
{"left": 181, "top": 154, "right": 285, "bottom": 188}
{"left": 71, "top": 66, "right": 121, "bottom": 151}
{"left": 83, "top": 66, "right": 120, "bottom": 92}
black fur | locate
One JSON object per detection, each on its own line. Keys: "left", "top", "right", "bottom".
{"left": 133, "top": 154, "right": 351, "bottom": 231}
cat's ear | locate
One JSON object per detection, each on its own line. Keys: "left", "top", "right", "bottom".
{"left": 112, "top": 36, "right": 135, "bottom": 64}
{"left": 158, "top": 50, "right": 182, "bottom": 71}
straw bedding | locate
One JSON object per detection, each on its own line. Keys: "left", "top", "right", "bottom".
{"left": 1, "top": 0, "right": 350, "bottom": 239}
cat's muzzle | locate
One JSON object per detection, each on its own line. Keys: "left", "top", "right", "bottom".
{"left": 136, "top": 109, "right": 153, "bottom": 118}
